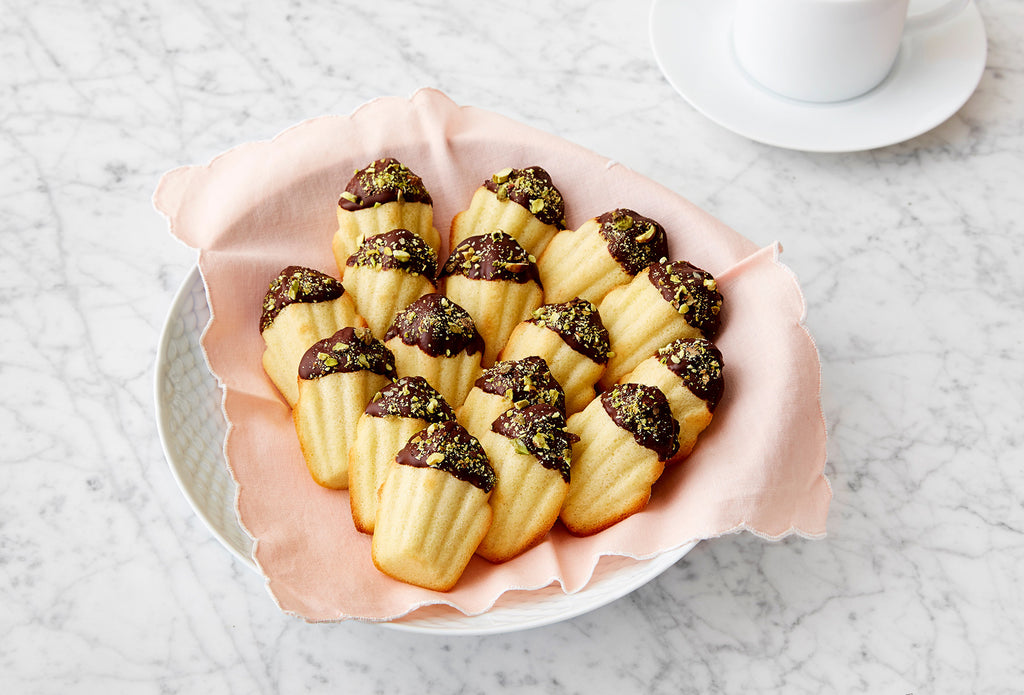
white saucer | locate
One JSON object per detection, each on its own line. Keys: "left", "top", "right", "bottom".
{"left": 649, "top": 0, "right": 987, "bottom": 152}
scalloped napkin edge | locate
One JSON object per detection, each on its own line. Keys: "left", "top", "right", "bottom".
{"left": 153, "top": 88, "right": 831, "bottom": 622}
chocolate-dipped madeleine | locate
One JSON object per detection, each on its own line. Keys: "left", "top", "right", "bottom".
{"left": 383, "top": 293, "right": 484, "bottom": 408}
{"left": 259, "top": 265, "right": 366, "bottom": 407}
{"left": 499, "top": 298, "right": 610, "bottom": 414}
{"left": 449, "top": 166, "right": 566, "bottom": 258}
{"left": 342, "top": 228, "right": 438, "bottom": 337}
{"left": 440, "top": 230, "right": 544, "bottom": 367}
{"left": 348, "top": 376, "right": 455, "bottom": 534}
{"left": 476, "top": 404, "right": 577, "bottom": 563}
{"left": 292, "top": 327, "right": 396, "bottom": 489}
{"left": 372, "top": 420, "right": 495, "bottom": 591}
{"left": 332, "top": 158, "right": 440, "bottom": 267}
{"left": 560, "top": 382, "right": 680, "bottom": 536}
{"left": 538, "top": 209, "right": 669, "bottom": 305}
{"left": 598, "top": 259, "right": 723, "bottom": 389}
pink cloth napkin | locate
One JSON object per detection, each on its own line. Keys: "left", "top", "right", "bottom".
{"left": 154, "top": 88, "right": 830, "bottom": 622}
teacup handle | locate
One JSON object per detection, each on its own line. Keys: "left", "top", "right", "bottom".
{"left": 905, "top": 0, "right": 970, "bottom": 34}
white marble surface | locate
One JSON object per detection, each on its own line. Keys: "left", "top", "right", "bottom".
{"left": 2, "top": 0, "right": 1022, "bottom": 692}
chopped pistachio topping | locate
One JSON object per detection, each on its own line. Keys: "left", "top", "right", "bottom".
{"left": 634, "top": 226, "right": 656, "bottom": 243}
{"left": 338, "top": 158, "right": 432, "bottom": 210}
{"left": 346, "top": 228, "right": 438, "bottom": 278}
{"left": 474, "top": 356, "right": 565, "bottom": 413}
{"left": 260, "top": 265, "right": 345, "bottom": 333}
{"left": 600, "top": 383, "right": 679, "bottom": 461}
{"left": 483, "top": 165, "right": 566, "bottom": 228}
{"left": 647, "top": 260, "right": 724, "bottom": 338}
{"left": 364, "top": 375, "right": 456, "bottom": 422}
{"left": 395, "top": 421, "right": 495, "bottom": 492}
{"left": 491, "top": 404, "right": 577, "bottom": 482}
{"left": 528, "top": 298, "right": 610, "bottom": 364}
{"left": 298, "top": 327, "right": 396, "bottom": 380}
{"left": 440, "top": 230, "right": 540, "bottom": 285}
{"left": 594, "top": 209, "right": 669, "bottom": 276}
{"left": 383, "top": 293, "right": 484, "bottom": 358}
{"left": 655, "top": 337, "right": 725, "bottom": 411}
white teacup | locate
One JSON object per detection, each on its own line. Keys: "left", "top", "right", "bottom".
{"left": 733, "top": 0, "right": 970, "bottom": 103}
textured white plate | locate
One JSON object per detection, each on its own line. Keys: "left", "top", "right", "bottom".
{"left": 154, "top": 266, "right": 697, "bottom": 635}
{"left": 650, "top": 0, "right": 987, "bottom": 152}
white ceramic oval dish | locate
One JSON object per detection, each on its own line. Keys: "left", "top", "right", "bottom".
{"left": 154, "top": 266, "right": 696, "bottom": 635}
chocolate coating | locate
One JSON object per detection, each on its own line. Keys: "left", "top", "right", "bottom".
{"left": 365, "top": 375, "right": 455, "bottom": 423}
{"left": 338, "top": 158, "right": 432, "bottom": 211}
{"left": 595, "top": 209, "right": 669, "bottom": 276}
{"left": 600, "top": 383, "right": 680, "bottom": 462}
{"left": 395, "top": 420, "right": 496, "bottom": 492}
{"left": 297, "top": 327, "right": 396, "bottom": 380}
{"left": 482, "top": 166, "right": 566, "bottom": 228}
{"left": 491, "top": 404, "right": 577, "bottom": 483}
{"left": 656, "top": 338, "right": 725, "bottom": 412}
{"left": 527, "top": 298, "right": 610, "bottom": 364}
{"left": 259, "top": 265, "right": 345, "bottom": 333}
{"left": 383, "top": 293, "right": 484, "bottom": 358}
{"left": 474, "top": 356, "right": 565, "bottom": 414}
{"left": 346, "top": 228, "right": 438, "bottom": 279}
{"left": 647, "top": 260, "right": 724, "bottom": 338}
{"left": 440, "top": 230, "right": 541, "bottom": 286}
